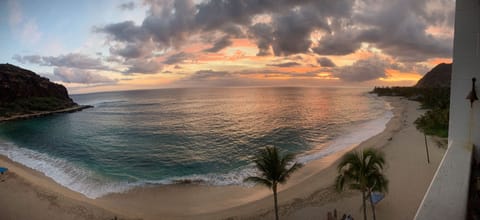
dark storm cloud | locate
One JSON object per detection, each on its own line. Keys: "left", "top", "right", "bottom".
{"left": 221, "top": 24, "right": 245, "bottom": 38}
{"left": 269, "top": 0, "right": 356, "bottom": 56}
{"left": 317, "top": 57, "right": 336, "bottom": 67}
{"left": 266, "top": 62, "right": 300, "bottom": 67}
{"left": 270, "top": 9, "right": 317, "bottom": 56}
{"left": 312, "top": 26, "right": 362, "bottom": 56}
{"left": 248, "top": 23, "right": 274, "bottom": 56}
{"left": 163, "top": 52, "right": 193, "bottom": 65}
{"left": 141, "top": 0, "right": 197, "bottom": 47}
{"left": 13, "top": 53, "right": 110, "bottom": 70}
{"left": 97, "top": 0, "right": 453, "bottom": 68}
{"left": 353, "top": 0, "right": 453, "bottom": 61}
{"left": 53, "top": 67, "right": 116, "bottom": 84}
{"left": 333, "top": 57, "right": 388, "bottom": 82}
{"left": 97, "top": 0, "right": 344, "bottom": 57}
{"left": 203, "top": 36, "right": 233, "bottom": 53}
{"left": 193, "top": 0, "right": 297, "bottom": 30}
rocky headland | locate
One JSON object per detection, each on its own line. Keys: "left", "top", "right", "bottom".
{"left": 0, "top": 63, "right": 91, "bottom": 121}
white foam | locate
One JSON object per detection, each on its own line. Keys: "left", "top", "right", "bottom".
{"left": 0, "top": 142, "right": 137, "bottom": 198}
{"left": 297, "top": 109, "right": 393, "bottom": 164}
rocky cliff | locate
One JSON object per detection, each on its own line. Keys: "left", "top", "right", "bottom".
{"left": 0, "top": 64, "right": 78, "bottom": 117}
{"left": 415, "top": 63, "right": 452, "bottom": 88}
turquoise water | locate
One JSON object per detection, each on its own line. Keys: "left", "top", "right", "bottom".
{"left": 0, "top": 87, "right": 391, "bottom": 198}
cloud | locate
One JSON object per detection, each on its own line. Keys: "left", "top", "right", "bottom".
{"left": 270, "top": 6, "right": 327, "bottom": 56}
{"left": 174, "top": 67, "right": 332, "bottom": 87}
{"left": 248, "top": 23, "right": 274, "bottom": 56}
{"left": 186, "top": 70, "right": 232, "bottom": 81}
{"left": 12, "top": 54, "right": 42, "bottom": 64}
{"left": 53, "top": 67, "right": 116, "bottom": 84}
{"left": 43, "top": 53, "right": 109, "bottom": 70}
{"left": 119, "top": 2, "right": 135, "bottom": 10}
{"left": 13, "top": 53, "right": 110, "bottom": 70}
{"left": 163, "top": 52, "right": 193, "bottom": 65}
{"left": 90, "top": 0, "right": 453, "bottom": 87}
{"left": 266, "top": 62, "right": 300, "bottom": 67}
{"left": 96, "top": 0, "right": 452, "bottom": 64}
{"left": 353, "top": 0, "right": 453, "bottom": 61}
{"left": 313, "top": 27, "right": 362, "bottom": 56}
{"left": 109, "top": 41, "right": 152, "bottom": 59}
{"left": 317, "top": 57, "right": 336, "bottom": 67}
{"left": 95, "top": 21, "right": 147, "bottom": 43}
{"left": 110, "top": 44, "right": 144, "bottom": 59}
{"left": 333, "top": 57, "right": 388, "bottom": 82}
{"left": 124, "top": 59, "right": 163, "bottom": 74}
{"left": 221, "top": 24, "right": 245, "bottom": 38}
{"left": 97, "top": 0, "right": 352, "bottom": 57}
{"left": 203, "top": 36, "right": 233, "bottom": 53}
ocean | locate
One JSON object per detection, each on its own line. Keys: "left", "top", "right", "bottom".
{"left": 0, "top": 87, "right": 392, "bottom": 198}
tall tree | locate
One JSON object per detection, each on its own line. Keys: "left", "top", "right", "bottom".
{"left": 335, "top": 148, "right": 388, "bottom": 220}
{"left": 244, "top": 146, "right": 303, "bottom": 220}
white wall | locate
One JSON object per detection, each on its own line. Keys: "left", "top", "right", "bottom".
{"left": 449, "top": 0, "right": 480, "bottom": 148}
{"left": 415, "top": 0, "right": 480, "bottom": 219}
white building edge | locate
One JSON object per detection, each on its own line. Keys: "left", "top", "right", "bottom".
{"left": 414, "top": 0, "right": 480, "bottom": 219}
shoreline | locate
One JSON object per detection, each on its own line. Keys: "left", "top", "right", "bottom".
{"left": 0, "top": 97, "right": 445, "bottom": 220}
{"left": 0, "top": 105, "right": 93, "bottom": 122}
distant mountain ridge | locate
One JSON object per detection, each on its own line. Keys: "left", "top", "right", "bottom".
{"left": 0, "top": 63, "right": 84, "bottom": 118}
{"left": 415, "top": 63, "right": 452, "bottom": 88}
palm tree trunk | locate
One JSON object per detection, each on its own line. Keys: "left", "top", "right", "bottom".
{"left": 362, "top": 191, "right": 367, "bottom": 220}
{"left": 273, "top": 184, "right": 279, "bottom": 220}
{"left": 369, "top": 191, "right": 377, "bottom": 220}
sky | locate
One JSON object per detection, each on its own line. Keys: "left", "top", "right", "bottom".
{"left": 1, "top": 0, "right": 455, "bottom": 94}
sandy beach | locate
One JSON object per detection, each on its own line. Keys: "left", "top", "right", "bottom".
{"left": 0, "top": 97, "right": 446, "bottom": 220}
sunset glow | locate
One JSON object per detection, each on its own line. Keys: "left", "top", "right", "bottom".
{"left": 1, "top": 0, "right": 454, "bottom": 93}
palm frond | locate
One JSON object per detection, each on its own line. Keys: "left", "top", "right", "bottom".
{"left": 335, "top": 174, "right": 346, "bottom": 192}
{"left": 244, "top": 176, "right": 273, "bottom": 188}
{"left": 279, "top": 162, "right": 303, "bottom": 183}
{"left": 244, "top": 146, "right": 302, "bottom": 188}
{"left": 335, "top": 148, "right": 388, "bottom": 195}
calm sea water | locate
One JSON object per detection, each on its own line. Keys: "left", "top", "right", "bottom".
{"left": 0, "top": 87, "right": 391, "bottom": 198}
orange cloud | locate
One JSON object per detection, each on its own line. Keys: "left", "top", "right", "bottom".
{"left": 382, "top": 69, "right": 422, "bottom": 82}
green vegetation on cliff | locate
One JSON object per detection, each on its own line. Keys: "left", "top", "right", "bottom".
{"left": 372, "top": 63, "right": 451, "bottom": 138}
{"left": 0, "top": 64, "right": 78, "bottom": 118}
{"left": 372, "top": 86, "right": 449, "bottom": 137}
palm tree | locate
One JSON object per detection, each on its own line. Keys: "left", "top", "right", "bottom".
{"left": 244, "top": 146, "right": 303, "bottom": 220}
{"left": 335, "top": 148, "right": 388, "bottom": 220}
